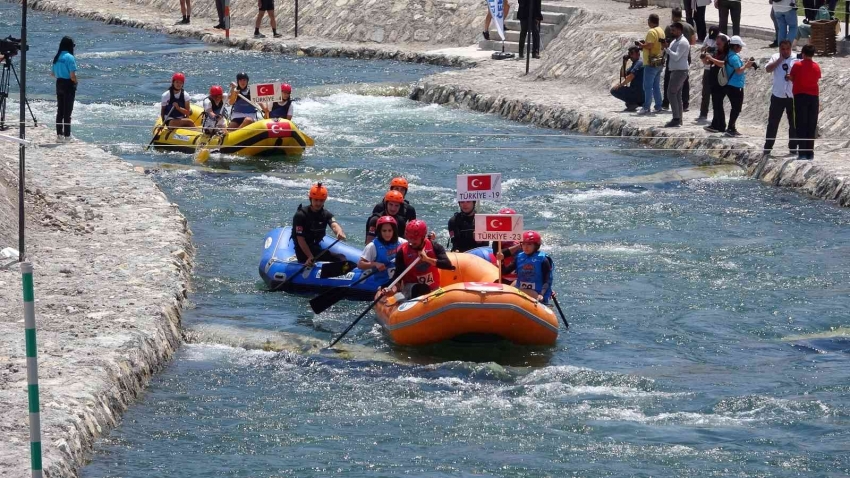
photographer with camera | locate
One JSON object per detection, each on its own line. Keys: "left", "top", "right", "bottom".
{"left": 696, "top": 26, "right": 719, "bottom": 122}
{"left": 763, "top": 40, "right": 798, "bottom": 155}
{"left": 662, "top": 8, "right": 695, "bottom": 112}
{"left": 50, "top": 36, "right": 77, "bottom": 143}
{"left": 637, "top": 13, "right": 666, "bottom": 115}
{"left": 703, "top": 35, "right": 755, "bottom": 137}
{"left": 662, "top": 22, "right": 690, "bottom": 128}
{"left": 789, "top": 44, "right": 821, "bottom": 160}
{"left": 611, "top": 46, "right": 645, "bottom": 112}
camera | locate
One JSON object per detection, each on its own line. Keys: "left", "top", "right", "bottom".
{"left": 634, "top": 40, "right": 643, "bottom": 46}
{"left": 622, "top": 54, "right": 630, "bottom": 60}
{"left": 749, "top": 57, "right": 759, "bottom": 70}
{"left": 699, "top": 52, "right": 708, "bottom": 60}
{"left": 0, "top": 35, "right": 21, "bottom": 57}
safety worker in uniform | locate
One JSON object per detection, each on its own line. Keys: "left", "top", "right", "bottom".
{"left": 227, "top": 72, "right": 259, "bottom": 130}
{"left": 365, "top": 190, "right": 409, "bottom": 245}
{"left": 291, "top": 182, "right": 347, "bottom": 266}
{"left": 371, "top": 177, "right": 416, "bottom": 222}
{"left": 381, "top": 220, "right": 455, "bottom": 300}
{"left": 161, "top": 72, "right": 195, "bottom": 129}
{"left": 447, "top": 200, "right": 487, "bottom": 252}
{"left": 358, "top": 215, "right": 407, "bottom": 282}
{"left": 497, "top": 230, "right": 555, "bottom": 304}
{"left": 263, "top": 83, "right": 294, "bottom": 120}
{"left": 202, "top": 85, "right": 227, "bottom": 136}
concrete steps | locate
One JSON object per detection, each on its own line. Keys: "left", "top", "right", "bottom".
{"left": 478, "top": 5, "right": 577, "bottom": 55}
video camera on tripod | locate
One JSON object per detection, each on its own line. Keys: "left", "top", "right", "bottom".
{"left": 0, "top": 36, "right": 22, "bottom": 57}
{"left": 0, "top": 34, "right": 37, "bottom": 131}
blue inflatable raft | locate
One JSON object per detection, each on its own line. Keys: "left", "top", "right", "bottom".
{"left": 259, "top": 227, "right": 388, "bottom": 300}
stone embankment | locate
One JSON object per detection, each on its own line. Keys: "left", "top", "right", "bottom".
{"left": 0, "top": 127, "right": 193, "bottom": 477}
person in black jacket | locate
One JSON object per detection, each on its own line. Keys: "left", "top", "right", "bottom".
{"left": 365, "top": 190, "right": 409, "bottom": 244}
{"left": 291, "top": 182, "right": 347, "bottom": 265}
{"left": 447, "top": 201, "right": 488, "bottom": 253}
{"left": 371, "top": 177, "right": 416, "bottom": 222}
{"left": 518, "top": 0, "right": 542, "bottom": 59}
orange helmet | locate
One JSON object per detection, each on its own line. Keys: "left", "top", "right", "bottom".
{"left": 390, "top": 177, "right": 409, "bottom": 191}
{"left": 384, "top": 190, "right": 404, "bottom": 204}
{"left": 308, "top": 182, "right": 328, "bottom": 200}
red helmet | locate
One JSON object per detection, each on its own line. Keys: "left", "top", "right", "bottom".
{"left": 376, "top": 215, "right": 397, "bottom": 229}
{"left": 281, "top": 83, "right": 292, "bottom": 94}
{"left": 498, "top": 207, "right": 517, "bottom": 215}
{"left": 405, "top": 220, "right": 428, "bottom": 241}
{"left": 384, "top": 190, "right": 404, "bottom": 204}
{"left": 521, "top": 231, "right": 542, "bottom": 246}
{"left": 172, "top": 72, "right": 186, "bottom": 83}
{"left": 209, "top": 85, "right": 223, "bottom": 96}
{"left": 390, "top": 177, "right": 409, "bottom": 191}
{"left": 308, "top": 182, "right": 328, "bottom": 200}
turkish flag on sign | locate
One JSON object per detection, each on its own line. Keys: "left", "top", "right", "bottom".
{"left": 467, "top": 175, "right": 492, "bottom": 191}
{"left": 483, "top": 215, "right": 512, "bottom": 232}
{"left": 256, "top": 83, "right": 276, "bottom": 96}
{"left": 266, "top": 121, "right": 292, "bottom": 138}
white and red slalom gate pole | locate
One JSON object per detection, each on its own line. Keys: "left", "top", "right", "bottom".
{"left": 224, "top": 0, "right": 230, "bottom": 39}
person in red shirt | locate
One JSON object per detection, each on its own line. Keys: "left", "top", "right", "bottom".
{"left": 789, "top": 44, "right": 822, "bottom": 160}
{"left": 382, "top": 220, "right": 455, "bottom": 300}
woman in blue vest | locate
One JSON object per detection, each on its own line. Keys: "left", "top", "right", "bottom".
{"left": 263, "top": 83, "right": 293, "bottom": 120}
{"left": 160, "top": 72, "right": 195, "bottom": 129}
{"left": 50, "top": 36, "right": 77, "bottom": 142}
{"left": 227, "top": 72, "right": 259, "bottom": 130}
{"left": 497, "top": 230, "right": 555, "bottom": 304}
{"left": 358, "top": 215, "right": 406, "bottom": 283}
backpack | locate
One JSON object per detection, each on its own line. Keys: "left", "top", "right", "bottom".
{"left": 718, "top": 53, "right": 737, "bottom": 87}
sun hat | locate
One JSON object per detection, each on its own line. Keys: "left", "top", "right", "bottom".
{"left": 729, "top": 35, "right": 746, "bottom": 47}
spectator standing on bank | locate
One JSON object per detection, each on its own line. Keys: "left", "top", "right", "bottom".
{"left": 715, "top": 0, "right": 741, "bottom": 36}
{"left": 214, "top": 0, "right": 225, "bottom": 29}
{"left": 802, "top": 0, "right": 817, "bottom": 22}
{"left": 663, "top": 8, "right": 695, "bottom": 111}
{"left": 177, "top": 0, "right": 191, "bottom": 24}
{"left": 50, "top": 36, "right": 77, "bottom": 143}
{"left": 638, "top": 13, "right": 666, "bottom": 115}
{"left": 685, "top": 0, "right": 711, "bottom": 42}
{"left": 482, "top": 0, "right": 510, "bottom": 41}
{"left": 706, "top": 35, "right": 754, "bottom": 137}
{"left": 611, "top": 46, "right": 645, "bottom": 111}
{"left": 703, "top": 33, "right": 729, "bottom": 133}
{"left": 518, "top": 0, "right": 542, "bottom": 59}
{"left": 663, "top": 22, "right": 690, "bottom": 128}
{"left": 697, "top": 26, "right": 719, "bottom": 122}
{"left": 789, "top": 44, "right": 821, "bottom": 160}
{"left": 772, "top": 0, "right": 798, "bottom": 44}
{"left": 763, "top": 40, "right": 798, "bottom": 155}
{"left": 254, "top": 0, "right": 282, "bottom": 38}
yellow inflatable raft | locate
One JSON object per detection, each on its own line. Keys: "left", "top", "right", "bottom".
{"left": 375, "top": 253, "right": 560, "bottom": 346}
{"left": 151, "top": 104, "right": 313, "bottom": 157}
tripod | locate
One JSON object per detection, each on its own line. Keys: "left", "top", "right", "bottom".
{"left": 0, "top": 55, "right": 38, "bottom": 131}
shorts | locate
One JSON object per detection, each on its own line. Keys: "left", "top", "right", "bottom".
{"left": 259, "top": 0, "right": 274, "bottom": 11}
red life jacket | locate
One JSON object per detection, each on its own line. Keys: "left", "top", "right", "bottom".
{"left": 400, "top": 239, "right": 441, "bottom": 291}
{"left": 488, "top": 251, "right": 517, "bottom": 282}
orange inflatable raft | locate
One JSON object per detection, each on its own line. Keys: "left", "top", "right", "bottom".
{"left": 375, "top": 253, "right": 560, "bottom": 346}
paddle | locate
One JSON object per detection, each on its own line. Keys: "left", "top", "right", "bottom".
{"left": 145, "top": 105, "right": 175, "bottom": 151}
{"left": 270, "top": 237, "right": 342, "bottom": 292}
{"left": 327, "top": 257, "right": 421, "bottom": 348}
{"left": 194, "top": 134, "right": 213, "bottom": 163}
{"left": 551, "top": 293, "right": 569, "bottom": 330}
{"left": 319, "top": 260, "right": 357, "bottom": 279}
{"left": 309, "top": 268, "right": 375, "bottom": 314}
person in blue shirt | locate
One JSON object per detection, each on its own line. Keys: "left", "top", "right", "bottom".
{"left": 496, "top": 230, "right": 555, "bottom": 304}
{"left": 704, "top": 35, "right": 754, "bottom": 138}
{"left": 610, "top": 46, "right": 645, "bottom": 112}
{"left": 50, "top": 36, "right": 77, "bottom": 142}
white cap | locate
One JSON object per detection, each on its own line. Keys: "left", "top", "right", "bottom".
{"left": 729, "top": 35, "right": 746, "bottom": 47}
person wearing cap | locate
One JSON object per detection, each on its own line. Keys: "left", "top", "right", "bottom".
{"left": 789, "top": 44, "right": 822, "bottom": 160}
{"left": 610, "top": 46, "right": 645, "bottom": 112}
{"left": 763, "top": 40, "right": 799, "bottom": 155}
{"left": 263, "top": 83, "right": 294, "bottom": 120}
{"left": 496, "top": 230, "right": 555, "bottom": 305}
{"left": 228, "top": 72, "right": 259, "bottom": 130}
{"left": 371, "top": 177, "right": 417, "bottom": 222}
{"left": 202, "top": 85, "right": 227, "bottom": 136}
{"left": 381, "top": 220, "right": 455, "bottom": 300}
{"left": 704, "top": 35, "right": 754, "bottom": 137}
{"left": 161, "top": 72, "right": 195, "bottom": 129}
{"left": 292, "top": 182, "right": 347, "bottom": 266}
{"left": 663, "top": 21, "right": 691, "bottom": 128}
{"left": 365, "top": 190, "right": 409, "bottom": 244}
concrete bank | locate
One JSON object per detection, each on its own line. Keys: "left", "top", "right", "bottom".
{"left": 0, "top": 126, "right": 193, "bottom": 477}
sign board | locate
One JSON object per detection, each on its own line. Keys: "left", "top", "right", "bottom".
{"left": 456, "top": 173, "right": 502, "bottom": 201}
{"left": 250, "top": 82, "right": 283, "bottom": 103}
{"left": 474, "top": 214, "right": 523, "bottom": 242}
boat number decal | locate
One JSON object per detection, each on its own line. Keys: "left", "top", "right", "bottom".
{"left": 397, "top": 301, "right": 417, "bottom": 312}
{"left": 328, "top": 271, "right": 356, "bottom": 281}
{"left": 173, "top": 134, "right": 190, "bottom": 141}
{"left": 519, "top": 282, "right": 536, "bottom": 290}
{"left": 264, "top": 237, "right": 273, "bottom": 249}
{"left": 416, "top": 273, "right": 435, "bottom": 285}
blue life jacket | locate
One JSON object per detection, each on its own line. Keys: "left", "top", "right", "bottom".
{"left": 166, "top": 89, "right": 187, "bottom": 119}
{"left": 232, "top": 88, "right": 255, "bottom": 116}
{"left": 372, "top": 238, "right": 403, "bottom": 282}
{"left": 269, "top": 99, "right": 292, "bottom": 119}
{"left": 515, "top": 250, "right": 554, "bottom": 304}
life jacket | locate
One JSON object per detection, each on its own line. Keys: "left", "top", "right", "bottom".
{"left": 232, "top": 88, "right": 255, "bottom": 117}
{"left": 515, "top": 250, "right": 553, "bottom": 304}
{"left": 166, "top": 89, "right": 187, "bottom": 119}
{"left": 371, "top": 237, "right": 403, "bottom": 282}
{"left": 372, "top": 200, "right": 414, "bottom": 222}
{"left": 202, "top": 96, "right": 224, "bottom": 129}
{"left": 290, "top": 204, "right": 331, "bottom": 246}
{"left": 269, "top": 98, "right": 292, "bottom": 119}
{"left": 400, "top": 240, "right": 440, "bottom": 291}
{"left": 449, "top": 211, "right": 486, "bottom": 252}
{"left": 366, "top": 209, "right": 408, "bottom": 239}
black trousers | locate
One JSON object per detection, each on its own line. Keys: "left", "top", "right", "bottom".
{"left": 764, "top": 95, "right": 796, "bottom": 152}
{"left": 699, "top": 69, "right": 711, "bottom": 117}
{"left": 55, "top": 78, "right": 76, "bottom": 137}
{"left": 709, "top": 82, "right": 727, "bottom": 132}
{"left": 685, "top": 4, "right": 708, "bottom": 41}
{"left": 610, "top": 86, "right": 644, "bottom": 108}
{"left": 215, "top": 0, "right": 225, "bottom": 23}
{"left": 725, "top": 85, "right": 744, "bottom": 132}
{"left": 294, "top": 241, "right": 345, "bottom": 264}
{"left": 719, "top": 0, "right": 742, "bottom": 36}
{"left": 663, "top": 64, "right": 690, "bottom": 110}
{"left": 794, "top": 93, "right": 819, "bottom": 158}
{"left": 518, "top": 19, "right": 540, "bottom": 56}
{"left": 803, "top": 0, "right": 818, "bottom": 20}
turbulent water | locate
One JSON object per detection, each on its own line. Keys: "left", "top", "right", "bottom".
{"left": 4, "top": 4, "right": 850, "bottom": 476}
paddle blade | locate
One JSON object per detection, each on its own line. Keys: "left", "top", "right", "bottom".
{"left": 319, "top": 261, "right": 357, "bottom": 279}
{"left": 196, "top": 148, "right": 211, "bottom": 163}
{"left": 303, "top": 133, "right": 315, "bottom": 147}
{"left": 309, "top": 287, "right": 346, "bottom": 314}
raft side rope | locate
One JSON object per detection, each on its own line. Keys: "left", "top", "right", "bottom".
{"left": 21, "top": 262, "right": 43, "bottom": 478}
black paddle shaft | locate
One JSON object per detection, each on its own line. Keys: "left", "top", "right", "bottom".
{"left": 270, "top": 237, "right": 342, "bottom": 292}
{"left": 552, "top": 294, "right": 569, "bottom": 330}
{"left": 327, "top": 296, "right": 380, "bottom": 348}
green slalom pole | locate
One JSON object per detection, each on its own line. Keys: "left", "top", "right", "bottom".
{"left": 21, "top": 262, "right": 43, "bottom": 478}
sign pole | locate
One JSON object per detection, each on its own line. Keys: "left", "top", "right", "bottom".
{"left": 224, "top": 0, "right": 230, "bottom": 39}
{"left": 496, "top": 241, "right": 502, "bottom": 284}
{"left": 19, "top": 0, "right": 27, "bottom": 261}
{"left": 295, "top": 0, "right": 299, "bottom": 38}
{"left": 22, "top": 262, "right": 43, "bottom": 478}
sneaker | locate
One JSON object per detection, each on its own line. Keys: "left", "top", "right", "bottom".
{"left": 213, "top": 23, "right": 225, "bottom": 29}
{"left": 273, "top": 32, "right": 282, "bottom": 38}
{"left": 483, "top": 31, "right": 490, "bottom": 40}
{"left": 181, "top": 17, "right": 190, "bottom": 25}
{"left": 661, "top": 104, "right": 670, "bottom": 110}
{"left": 56, "top": 134, "right": 64, "bottom": 143}
{"left": 683, "top": 107, "right": 690, "bottom": 112}
{"left": 664, "top": 119, "right": 682, "bottom": 128}
{"left": 695, "top": 115, "right": 708, "bottom": 123}
{"left": 624, "top": 104, "right": 639, "bottom": 112}
{"left": 704, "top": 126, "right": 721, "bottom": 133}
{"left": 724, "top": 129, "right": 741, "bottom": 137}
{"left": 254, "top": 32, "right": 266, "bottom": 38}
{"left": 637, "top": 108, "right": 651, "bottom": 115}
{"left": 532, "top": 53, "right": 540, "bottom": 59}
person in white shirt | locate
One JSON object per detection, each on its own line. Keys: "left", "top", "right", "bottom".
{"left": 697, "top": 26, "right": 719, "bottom": 122}
{"left": 663, "top": 22, "right": 690, "bottom": 128}
{"left": 358, "top": 216, "right": 407, "bottom": 283}
{"left": 763, "top": 40, "right": 799, "bottom": 154}
{"left": 202, "top": 85, "right": 227, "bottom": 136}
